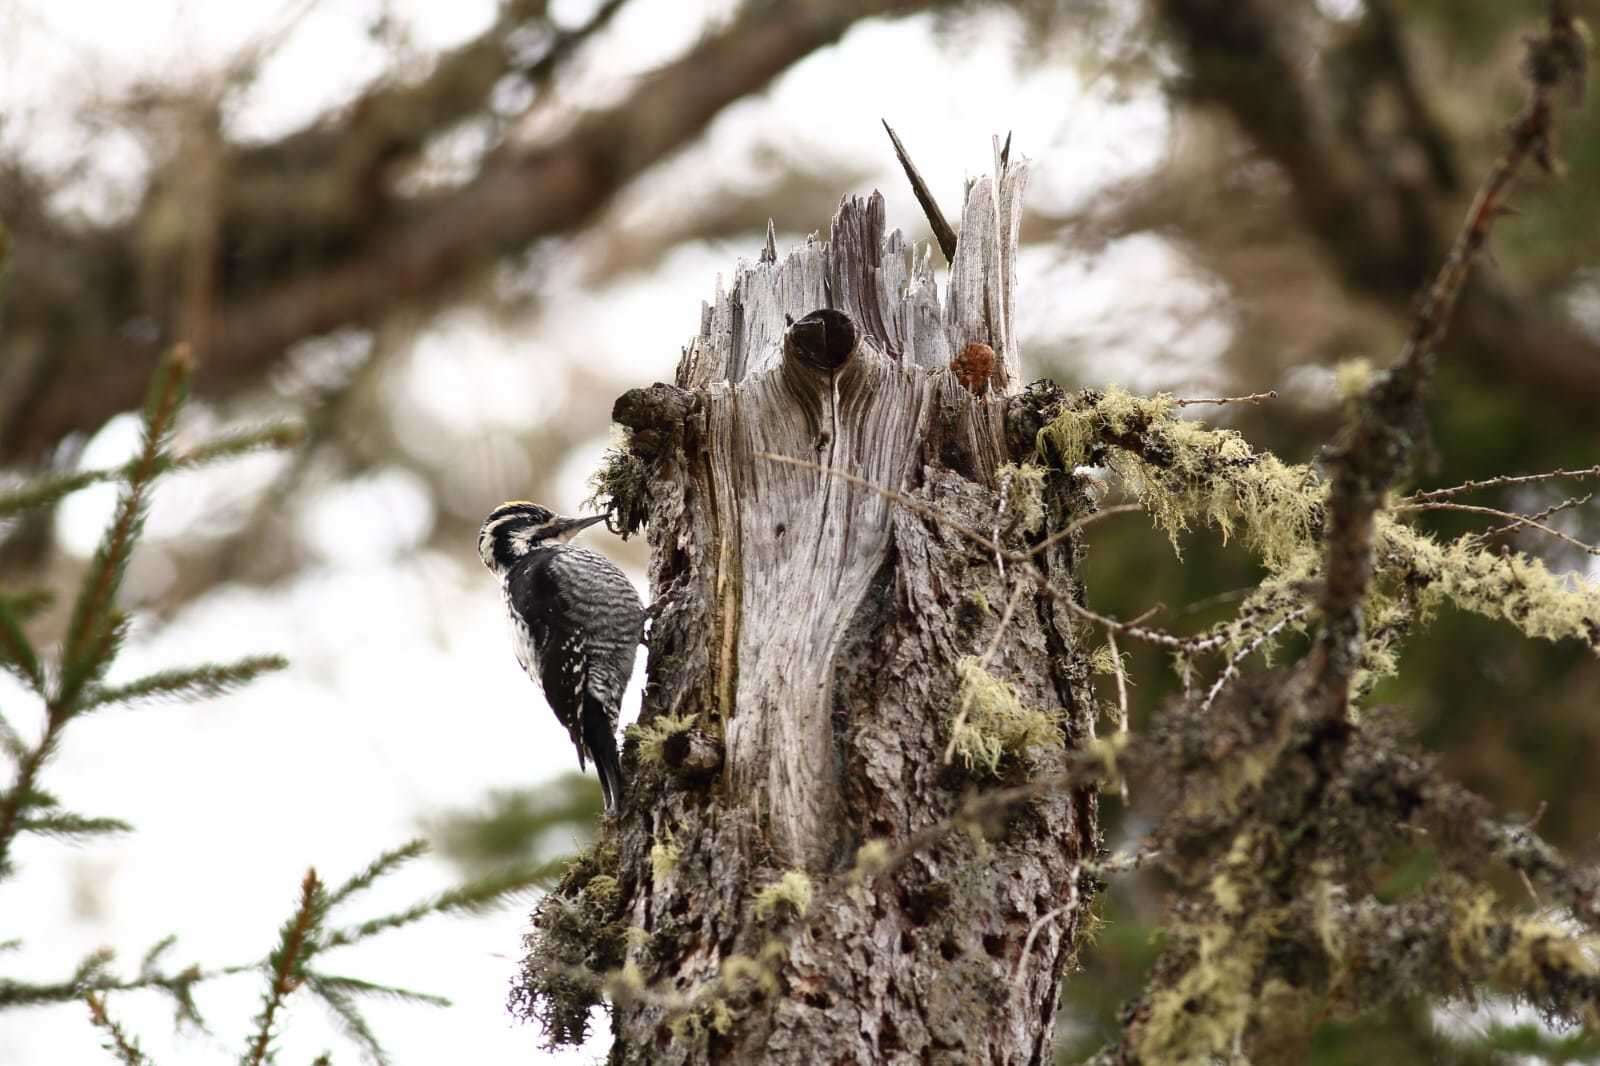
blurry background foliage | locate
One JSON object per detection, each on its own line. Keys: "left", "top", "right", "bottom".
{"left": 1, "top": 0, "right": 1598, "bottom": 1063}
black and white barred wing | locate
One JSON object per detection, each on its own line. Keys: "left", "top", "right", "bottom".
{"left": 513, "top": 546, "right": 643, "bottom": 740}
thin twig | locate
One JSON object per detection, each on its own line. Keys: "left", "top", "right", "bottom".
{"left": 1063, "top": 597, "right": 1224, "bottom": 654}
{"left": 1404, "top": 465, "right": 1600, "bottom": 503}
{"left": 1107, "top": 629, "right": 1130, "bottom": 802}
{"left": 1395, "top": 500, "right": 1600, "bottom": 556}
{"left": 1199, "top": 607, "right": 1310, "bottom": 713}
{"left": 1473, "top": 491, "right": 1594, "bottom": 546}
{"left": 1172, "top": 390, "right": 1278, "bottom": 408}
{"left": 1012, "top": 890, "right": 1077, "bottom": 986}
{"left": 755, "top": 453, "right": 1140, "bottom": 564}
{"left": 85, "top": 993, "right": 150, "bottom": 1066}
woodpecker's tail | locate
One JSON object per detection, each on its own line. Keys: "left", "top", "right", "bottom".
{"left": 581, "top": 700, "right": 625, "bottom": 815}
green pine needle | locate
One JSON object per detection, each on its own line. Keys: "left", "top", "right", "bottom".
{"left": 60, "top": 347, "right": 192, "bottom": 695}
{"left": 139, "top": 936, "right": 179, "bottom": 977}
{"left": 84, "top": 656, "right": 289, "bottom": 711}
{"left": 327, "top": 841, "right": 430, "bottom": 908}
{"left": 86, "top": 992, "right": 152, "bottom": 1066}
{"left": 17, "top": 812, "right": 133, "bottom": 840}
{"left": 305, "top": 974, "right": 450, "bottom": 1009}
{"left": 244, "top": 869, "right": 327, "bottom": 1066}
{"left": 0, "top": 423, "right": 304, "bottom": 521}
{"left": 323, "top": 864, "right": 552, "bottom": 949}
{"left": 305, "top": 976, "right": 386, "bottom": 1066}
{"left": 0, "top": 596, "right": 44, "bottom": 693}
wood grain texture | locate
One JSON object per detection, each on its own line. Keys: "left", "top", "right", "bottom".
{"left": 598, "top": 182, "right": 1097, "bottom": 1064}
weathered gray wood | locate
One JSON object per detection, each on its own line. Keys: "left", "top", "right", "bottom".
{"left": 591, "top": 173, "right": 1095, "bottom": 1065}
{"left": 678, "top": 189, "right": 1031, "bottom": 864}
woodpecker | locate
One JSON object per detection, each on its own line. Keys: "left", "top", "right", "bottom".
{"left": 478, "top": 501, "right": 644, "bottom": 814}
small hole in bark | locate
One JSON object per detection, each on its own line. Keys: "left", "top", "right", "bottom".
{"left": 939, "top": 935, "right": 960, "bottom": 961}
{"left": 783, "top": 308, "right": 858, "bottom": 371}
{"left": 670, "top": 896, "right": 689, "bottom": 917}
{"left": 901, "top": 883, "right": 951, "bottom": 926}
{"left": 800, "top": 988, "right": 832, "bottom": 1009}
{"left": 775, "top": 522, "right": 786, "bottom": 538}
{"left": 880, "top": 1014, "right": 904, "bottom": 1052}
{"left": 900, "top": 930, "right": 916, "bottom": 954}
{"left": 983, "top": 933, "right": 1005, "bottom": 959}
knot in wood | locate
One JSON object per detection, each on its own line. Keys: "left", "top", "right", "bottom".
{"left": 952, "top": 341, "right": 996, "bottom": 394}
{"left": 782, "top": 308, "right": 859, "bottom": 372}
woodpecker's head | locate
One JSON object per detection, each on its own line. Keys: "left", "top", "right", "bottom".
{"left": 478, "top": 501, "right": 607, "bottom": 573}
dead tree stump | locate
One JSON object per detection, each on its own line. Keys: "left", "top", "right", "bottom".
{"left": 540, "top": 162, "right": 1102, "bottom": 1064}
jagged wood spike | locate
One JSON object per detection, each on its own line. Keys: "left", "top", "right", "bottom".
{"left": 880, "top": 119, "right": 958, "bottom": 264}
{"left": 761, "top": 218, "right": 778, "bottom": 264}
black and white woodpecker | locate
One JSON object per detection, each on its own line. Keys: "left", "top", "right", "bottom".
{"left": 478, "top": 502, "right": 644, "bottom": 814}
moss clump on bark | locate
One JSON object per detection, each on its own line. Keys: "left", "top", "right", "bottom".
{"left": 996, "top": 461, "right": 1048, "bottom": 534}
{"left": 948, "top": 657, "right": 1063, "bottom": 776}
{"left": 752, "top": 870, "right": 813, "bottom": 921}
{"left": 630, "top": 712, "right": 702, "bottom": 766}
{"left": 588, "top": 431, "right": 652, "bottom": 538}
{"left": 510, "top": 833, "right": 625, "bottom": 1047}
{"left": 650, "top": 831, "right": 681, "bottom": 881}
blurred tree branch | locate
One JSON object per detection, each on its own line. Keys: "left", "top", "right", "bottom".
{"left": 0, "top": 0, "right": 935, "bottom": 464}
{"left": 1155, "top": 0, "right": 1600, "bottom": 419}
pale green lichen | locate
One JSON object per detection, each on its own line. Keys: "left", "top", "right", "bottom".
{"left": 650, "top": 832, "right": 681, "bottom": 881}
{"left": 949, "top": 656, "right": 1062, "bottom": 776}
{"left": 1379, "top": 519, "right": 1600, "bottom": 649}
{"left": 630, "top": 713, "right": 700, "bottom": 766}
{"left": 752, "top": 870, "right": 813, "bottom": 921}
{"left": 850, "top": 839, "right": 893, "bottom": 883}
{"left": 1335, "top": 357, "right": 1375, "bottom": 401}
{"left": 1134, "top": 832, "right": 1277, "bottom": 1065}
{"left": 513, "top": 835, "right": 625, "bottom": 1046}
{"left": 1037, "top": 386, "right": 1325, "bottom": 567}
{"left": 997, "top": 461, "right": 1048, "bottom": 534}
{"left": 1089, "top": 642, "right": 1128, "bottom": 676}
{"left": 664, "top": 942, "right": 788, "bottom": 1044}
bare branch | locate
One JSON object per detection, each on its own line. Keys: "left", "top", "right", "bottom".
{"left": 1172, "top": 390, "right": 1277, "bottom": 408}
{"left": 1309, "top": 6, "right": 1582, "bottom": 718}
{"left": 1404, "top": 465, "right": 1600, "bottom": 503}
{"left": 1395, "top": 500, "right": 1600, "bottom": 556}
{"left": 881, "top": 119, "right": 959, "bottom": 264}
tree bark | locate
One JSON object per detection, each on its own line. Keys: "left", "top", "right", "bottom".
{"left": 572, "top": 170, "right": 1100, "bottom": 1063}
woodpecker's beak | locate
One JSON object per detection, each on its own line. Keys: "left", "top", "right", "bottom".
{"left": 551, "top": 514, "right": 608, "bottom": 542}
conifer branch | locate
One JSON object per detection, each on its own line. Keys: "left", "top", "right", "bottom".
{"left": 16, "top": 812, "right": 134, "bottom": 840}
{"left": 1396, "top": 500, "right": 1600, "bottom": 555}
{"left": 61, "top": 346, "right": 193, "bottom": 681}
{"left": 0, "top": 423, "right": 305, "bottom": 520}
{"left": 304, "top": 976, "right": 386, "bottom": 1066}
{"left": 0, "top": 596, "right": 44, "bottom": 693}
{"left": 0, "top": 347, "right": 198, "bottom": 875}
{"left": 1405, "top": 464, "right": 1600, "bottom": 503}
{"left": 83, "top": 656, "right": 289, "bottom": 711}
{"left": 245, "top": 869, "right": 325, "bottom": 1066}
{"left": 325, "top": 840, "right": 430, "bottom": 907}
{"left": 85, "top": 992, "right": 152, "bottom": 1066}
{"left": 321, "top": 863, "right": 550, "bottom": 949}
